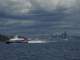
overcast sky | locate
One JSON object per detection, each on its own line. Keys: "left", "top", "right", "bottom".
{"left": 0, "top": 0, "right": 80, "bottom": 35}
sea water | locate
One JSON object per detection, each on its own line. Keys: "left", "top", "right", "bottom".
{"left": 0, "top": 41, "right": 80, "bottom": 60}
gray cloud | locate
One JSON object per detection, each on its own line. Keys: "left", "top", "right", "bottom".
{"left": 31, "top": 0, "right": 80, "bottom": 13}
{"left": 0, "top": 18, "right": 35, "bottom": 27}
{"left": 0, "top": 0, "right": 32, "bottom": 16}
{"left": 0, "top": 0, "right": 80, "bottom": 35}
{"left": 0, "top": 0, "right": 79, "bottom": 16}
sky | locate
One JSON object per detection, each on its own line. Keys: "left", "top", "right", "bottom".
{"left": 0, "top": 0, "right": 80, "bottom": 35}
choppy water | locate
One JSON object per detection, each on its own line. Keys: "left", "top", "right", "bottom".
{"left": 0, "top": 41, "right": 80, "bottom": 60}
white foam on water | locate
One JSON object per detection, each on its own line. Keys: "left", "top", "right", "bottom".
{"left": 28, "top": 40, "right": 48, "bottom": 43}
{"left": 28, "top": 40, "right": 57, "bottom": 43}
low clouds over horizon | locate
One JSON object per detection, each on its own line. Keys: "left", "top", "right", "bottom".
{"left": 0, "top": 0, "right": 80, "bottom": 35}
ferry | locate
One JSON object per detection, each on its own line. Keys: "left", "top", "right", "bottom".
{"left": 6, "top": 35, "right": 28, "bottom": 44}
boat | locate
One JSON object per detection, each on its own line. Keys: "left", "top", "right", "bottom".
{"left": 6, "top": 35, "right": 28, "bottom": 44}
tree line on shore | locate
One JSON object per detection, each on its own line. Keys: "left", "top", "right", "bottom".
{"left": 0, "top": 34, "right": 9, "bottom": 42}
